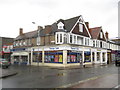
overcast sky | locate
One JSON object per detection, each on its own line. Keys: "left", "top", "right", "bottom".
{"left": 0, "top": 0, "right": 119, "bottom": 39}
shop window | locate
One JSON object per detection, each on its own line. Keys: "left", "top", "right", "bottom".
{"left": 44, "top": 51, "right": 63, "bottom": 63}
{"left": 92, "top": 52, "right": 94, "bottom": 62}
{"left": 67, "top": 51, "right": 81, "bottom": 63}
{"left": 84, "top": 51, "right": 91, "bottom": 63}
{"left": 97, "top": 52, "right": 100, "bottom": 61}
{"left": 33, "top": 52, "right": 42, "bottom": 62}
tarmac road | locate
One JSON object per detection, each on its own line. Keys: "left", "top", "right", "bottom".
{"left": 1, "top": 64, "right": 119, "bottom": 88}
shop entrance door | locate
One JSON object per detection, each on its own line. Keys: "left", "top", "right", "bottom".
{"left": 77, "top": 51, "right": 83, "bottom": 66}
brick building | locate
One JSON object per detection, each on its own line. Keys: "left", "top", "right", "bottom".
{"left": 0, "top": 37, "right": 14, "bottom": 61}
{"left": 12, "top": 15, "right": 119, "bottom": 66}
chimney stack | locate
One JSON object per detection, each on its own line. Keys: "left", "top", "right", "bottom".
{"left": 85, "top": 22, "right": 91, "bottom": 33}
{"left": 37, "top": 26, "right": 43, "bottom": 30}
{"left": 19, "top": 28, "right": 23, "bottom": 35}
{"left": 44, "top": 25, "right": 52, "bottom": 34}
{"left": 85, "top": 22, "right": 89, "bottom": 29}
{"left": 105, "top": 31, "right": 109, "bottom": 39}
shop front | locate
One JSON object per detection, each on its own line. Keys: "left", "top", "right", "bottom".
{"left": 31, "top": 45, "right": 93, "bottom": 67}
{"left": 91, "top": 49, "right": 107, "bottom": 64}
{"left": 11, "top": 48, "right": 30, "bottom": 65}
{"left": 84, "top": 51, "right": 91, "bottom": 63}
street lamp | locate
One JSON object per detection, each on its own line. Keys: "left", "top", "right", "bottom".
{"left": 32, "top": 22, "right": 40, "bottom": 66}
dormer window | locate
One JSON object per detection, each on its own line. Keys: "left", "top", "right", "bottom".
{"left": 57, "top": 22, "right": 64, "bottom": 29}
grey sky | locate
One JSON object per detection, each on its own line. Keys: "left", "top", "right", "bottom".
{"left": 0, "top": 0, "right": 119, "bottom": 38}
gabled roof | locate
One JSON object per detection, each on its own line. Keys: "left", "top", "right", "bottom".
{"left": 51, "top": 16, "right": 81, "bottom": 33}
{"left": 89, "top": 27, "right": 101, "bottom": 39}
{"left": 89, "top": 26, "right": 107, "bottom": 41}
{"left": 15, "top": 15, "right": 91, "bottom": 39}
{"left": 15, "top": 30, "right": 38, "bottom": 40}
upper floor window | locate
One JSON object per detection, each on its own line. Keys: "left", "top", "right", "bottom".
{"left": 64, "top": 34, "right": 67, "bottom": 44}
{"left": 85, "top": 38, "right": 89, "bottom": 46}
{"left": 93, "top": 41, "right": 94, "bottom": 47}
{"left": 28, "top": 39, "right": 31, "bottom": 45}
{"left": 57, "top": 22, "right": 64, "bottom": 29}
{"left": 100, "top": 32, "right": 103, "bottom": 38}
{"left": 70, "top": 35, "right": 72, "bottom": 43}
{"left": 19, "top": 40, "right": 23, "bottom": 46}
{"left": 79, "top": 23, "right": 83, "bottom": 32}
{"left": 37, "top": 37, "right": 40, "bottom": 45}
{"left": 60, "top": 34, "right": 62, "bottom": 43}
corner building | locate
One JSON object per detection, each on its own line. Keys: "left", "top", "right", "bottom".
{"left": 12, "top": 15, "right": 119, "bottom": 67}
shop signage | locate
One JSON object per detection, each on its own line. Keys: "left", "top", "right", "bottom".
{"left": 49, "top": 47, "right": 59, "bottom": 50}
{"left": 12, "top": 48, "right": 26, "bottom": 51}
{"left": 71, "top": 47, "right": 79, "bottom": 50}
{"left": 97, "top": 49, "right": 101, "bottom": 51}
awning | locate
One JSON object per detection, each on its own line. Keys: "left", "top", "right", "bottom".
{"left": 11, "top": 52, "right": 29, "bottom": 56}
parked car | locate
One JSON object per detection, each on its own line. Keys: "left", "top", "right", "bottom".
{"left": 115, "top": 50, "right": 120, "bottom": 66}
{"left": 115, "top": 60, "right": 120, "bottom": 66}
{"left": 0, "top": 58, "right": 11, "bottom": 69}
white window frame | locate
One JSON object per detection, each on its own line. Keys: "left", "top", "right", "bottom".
{"left": 28, "top": 38, "right": 31, "bottom": 45}
{"left": 37, "top": 37, "right": 40, "bottom": 45}
{"left": 79, "top": 23, "right": 83, "bottom": 32}
{"left": 55, "top": 32, "right": 64, "bottom": 44}
{"left": 100, "top": 32, "right": 103, "bottom": 38}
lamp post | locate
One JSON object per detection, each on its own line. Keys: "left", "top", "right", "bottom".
{"left": 32, "top": 22, "right": 40, "bottom": 66}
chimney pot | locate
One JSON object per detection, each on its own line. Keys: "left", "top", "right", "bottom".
{"left": 85, "top": 22, "right": 89, "bottom": 29}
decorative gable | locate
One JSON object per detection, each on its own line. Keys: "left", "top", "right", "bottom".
{"left": 98, "top": 29, "right": 106, "bottom": 41}
{"left": 70, "top": 16, "right": 91, "bottom": 38}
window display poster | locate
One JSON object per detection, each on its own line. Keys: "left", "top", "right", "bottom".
{"left": 67, "top": 55, "right": 71, "bottom": 62}
{"left": 51, "top": 55, "right": 54, "bottom": 62}
{"left": 59, "top": 55, "right": 63, "bottom": 62}
{"left": 71, "top": 55, "right": 76, "bottom": 62}
{"left": 54, "top": 55, "right": 59, "bottom": 62}
{"left": 45, "top": 55, "right": 48, "bottom": 62}
{"left": 48, "top": 56, "right": 51, "bottom": 62}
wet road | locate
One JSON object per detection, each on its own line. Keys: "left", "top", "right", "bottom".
{"left": 1, "top": 64, "right": 119, "bottom": 88}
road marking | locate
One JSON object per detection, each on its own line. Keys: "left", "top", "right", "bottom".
{"left": 57, "top": 73, "right": 113, "bottom": 88}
